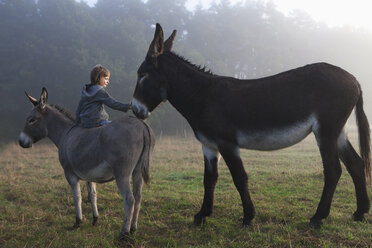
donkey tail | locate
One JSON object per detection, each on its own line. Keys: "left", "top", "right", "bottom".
{"left": 355, "top": 88, "right": 371, "bottom": 183}
{"left": 138, "top": 120, "right": 155, "bottom": 184}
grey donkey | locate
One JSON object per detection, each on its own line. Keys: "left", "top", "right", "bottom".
{"left": 19, "top": 88, "right": 155, "bottom": 239}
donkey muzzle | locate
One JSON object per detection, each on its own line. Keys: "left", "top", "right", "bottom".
{"left": 19, "top": 132, "right": 33, "bottom": 148}
{"left": 131, "top": 98, "right": 149, "bottom": 120}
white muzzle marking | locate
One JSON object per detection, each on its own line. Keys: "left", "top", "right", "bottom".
{"left": 19, "top": 132, "right": 33, "bottom": 148}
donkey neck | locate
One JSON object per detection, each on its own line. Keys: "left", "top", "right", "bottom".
{"left": 45, "top": 106, "right": 75, "bottom": 148}
{"left": 160, "top": 53, "right": 214, "bottom": 124}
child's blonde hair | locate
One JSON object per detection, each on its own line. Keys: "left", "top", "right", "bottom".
{"left": 90, "top": 64, "right": 110, "bottom": 85}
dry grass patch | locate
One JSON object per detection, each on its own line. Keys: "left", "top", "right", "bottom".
{"left": 0, "top": 134, "right": 371, "bottom": 247}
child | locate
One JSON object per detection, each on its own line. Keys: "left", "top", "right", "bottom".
{"left": 75, "top": 64, "right": 131, "bottom": 128}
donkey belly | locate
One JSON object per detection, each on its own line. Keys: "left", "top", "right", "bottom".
{"left": 73, "top": 160, "right": 114, "bottom": 183}
{"left": 237, "top": 115, "right": 316, "bottom": 151}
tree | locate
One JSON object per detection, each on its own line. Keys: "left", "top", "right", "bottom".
{"left": 1, "top": 0, "right": 372, "bottom": 142}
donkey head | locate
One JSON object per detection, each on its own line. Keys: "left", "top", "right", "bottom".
{"left": 19, "top": 88, "right": 49, "bottom": 148}
{"left": 132, "top": 23, "right": 177, "bottom": 119}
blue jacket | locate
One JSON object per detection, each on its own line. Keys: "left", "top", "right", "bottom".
{"left": 75, "top": 84, "right": 130, "bottom": 128}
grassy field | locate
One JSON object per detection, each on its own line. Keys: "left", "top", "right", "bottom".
{"left": 0, "top": 134, "right": 371, "bottom": 247}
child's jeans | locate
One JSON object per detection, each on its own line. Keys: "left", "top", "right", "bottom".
{"left": 98, "top": 120, "right": 111, "bottom": 126}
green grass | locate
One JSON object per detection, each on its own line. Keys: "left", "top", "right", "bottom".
{"left": 0, "top": 135, "right": 371, "bottom": 247}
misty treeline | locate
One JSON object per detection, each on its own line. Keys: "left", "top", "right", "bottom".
{"left": 1, "top": 0, "right": 372, "bottom": 142}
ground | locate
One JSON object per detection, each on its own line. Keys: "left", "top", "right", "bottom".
{"left": 0, "top": 132, "right": 371, "bottom": 247}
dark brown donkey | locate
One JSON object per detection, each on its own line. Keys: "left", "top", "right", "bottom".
{"left": 132, "top": 23, "right": 370, "bottom": 228}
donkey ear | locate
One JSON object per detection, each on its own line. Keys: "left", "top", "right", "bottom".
{"left": 164, "top": 30, "right": 177, "bottom": 52}
{"left": 39, "top": 87, "right": 48, "bottom": 109}
{"left": 25, "top": 91, "right": 39, "bottom": 106}
{"left": 146, "top": 23, "right": 164, "bottom": 65}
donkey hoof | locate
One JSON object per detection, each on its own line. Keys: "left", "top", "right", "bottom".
{"left": 242, "top": 219, "right": 252, "bottom": 228}
{"left": 72, "top": 222, "right": 81, "bottom": 229}
{"left": 72, "top": 222, "right": 80, "bottom": 229}
{"left": 353, "top": 212, "right": 366, "bottom": 222}
{"left": 72, "top": 217, "right": 81, "bottom": 229}
{"left": 309, "top": 218, "right": 322, "bottom": 229}
{"left": 118, "top": 231, "right": 131, "bottom": 241}
{"left": 92, "top": 216, "right": 98, "bottom": 226}
{"left": 194, "top": 213, "right": 206, "bottom": 226}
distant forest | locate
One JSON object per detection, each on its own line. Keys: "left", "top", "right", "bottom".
{"left": 1, "top": 0, "right": 372, "bottom": 142}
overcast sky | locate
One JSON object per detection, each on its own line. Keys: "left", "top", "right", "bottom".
{"left": 78, "top": 0, "right": 372, "bottom": 32}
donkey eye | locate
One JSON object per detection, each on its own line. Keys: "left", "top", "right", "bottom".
{"left": 28, "top": 118, "right": 37, "bottom": 125}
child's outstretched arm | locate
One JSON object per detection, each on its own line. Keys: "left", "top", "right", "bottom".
{"left": 98, "top": 90, "right": 130, "bottom": 112}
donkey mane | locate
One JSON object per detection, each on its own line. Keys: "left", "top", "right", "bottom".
{"left": 50, "top": 104, "right": 76, "bottom": 122}
{"left": 167, "top": 52, "right": 215, "bottom": 76}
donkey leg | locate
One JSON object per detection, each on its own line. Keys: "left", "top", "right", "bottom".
{"left": 219, "top": 145, "right": 255, "bottom": 226}
{"left": 338, "top": 133, "right": 370, "bottom": 221}
{"left": 310, "top": 136, "right": 342, "bottom": 228}
{"left": 130, "top": 169, "right": 143, "bottom": 234}
{"left": 194, "top": 145, "right": 220, "bottom": 226}
{"left": 87, "top": 182, "right": 99, "bottom": 225}
{"left": 115, "top": 176, "right": 135, "bottom": 239}
{"left": 65, "top": 174, "right": 82, "bottom": 228}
